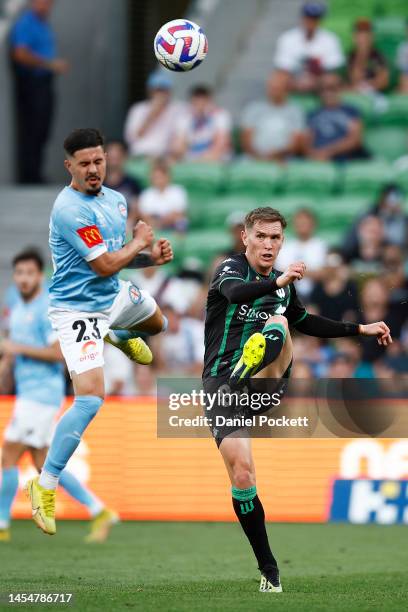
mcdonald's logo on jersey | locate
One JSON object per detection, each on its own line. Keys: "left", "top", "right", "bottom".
{"left": 77, "top": 225, "right": 104, "bottom": 248}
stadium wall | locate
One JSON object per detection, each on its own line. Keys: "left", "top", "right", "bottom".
{"left": 2, "top": 397, "right": 407, "bottom": 524}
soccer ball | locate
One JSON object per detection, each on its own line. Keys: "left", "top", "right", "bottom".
{"left": 154, "top": 19, "right": 208, "bottom": 72}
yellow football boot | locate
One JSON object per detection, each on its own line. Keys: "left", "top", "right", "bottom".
{"left": 25, "top": 477, "right": 56, "bottom": 535}
{"left": 84, "top": 508, "right": 119, "bottom": 543}
{"left": 230, "top": 332, "right": 266, "bottom": 384}
{"left": 105, "top": 335, "right": 152, "bottom": 365}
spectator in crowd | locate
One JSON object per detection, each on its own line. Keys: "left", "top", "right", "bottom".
{"left": 154, "top": 304, "right": 204, "bottom": 375}
{"left": 305, "top": 72, "right": 368, "bottom": 162}
{"left": 381, "top": 245, "right": 408, "bottom": 308}
{"left": 172, "top": 85, "right": 232, "bottom": 161}
{"left": 274, "top": 1, "right": 344, "bottom": 93}
{"left": 309, "top": 250, "right": 360, "bottom": 322}
{"left": 359, "top": 278, "right": 400, "bottom": 363}
{"left": 161, "top": 259, "right": 205, "bottom": 317}
{"left": 346, "top": 215, "right": 386, "bottom": 274}
{"left": 138, "top": 159, "right": 188, "bottom": 232}
{"left": 396, "top": 19, "right": 408, "bottom": 93}
{"left": 342, "top": 185, "right": 408, "bottom": 257}
{"left": 276, "top": 208, "right": 327, "bottom": 299}
{"left": 347, "top": 19, "right": 389, "bottom": 92}
{"left": 10, "top": 0, "right": 69, "bottom": 183}
{"left": 327, "top": 353, "right": 356, "bottom": 378}
{"left": 104, "top": 141, "right": 142, "bottom": 230}
{"left": 240, "top": 71, "right": 305, "bottom": 161}
{"left": 124, "top": 72, "right": 183, "bottom": 158}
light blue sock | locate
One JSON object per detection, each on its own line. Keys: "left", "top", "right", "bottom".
{"left": 109, "top": 316, "right": 167, "bottom": 342}
{"left": 41, "top": 395, "right": 103, "bottom": 483}
{"left": 59, "top": 470, "right": 104, "bottom": 517}
{"left": 0, "top": 467, "right": 19, "bottom": 528}
{"left": 109, "top": 329, "right": 147, "bottom": 341}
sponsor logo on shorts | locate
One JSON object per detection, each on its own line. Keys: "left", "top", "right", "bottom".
{"left": 118, "top": 201, "right": 127, "bottom": 217}
{"left": 80, "top": 340, "right": 99, "bottom": 362}
{"left": 129, "top": 284, "right": 143, "bottom": 304}
{"left": 76, "top": 225, "right": 104, "bottom": 248}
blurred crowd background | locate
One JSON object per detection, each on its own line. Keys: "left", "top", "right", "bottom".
{"left": 0, "top": 0, "right": 407, "bottom": 395}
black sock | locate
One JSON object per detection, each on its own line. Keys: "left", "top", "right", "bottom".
{"left": 232, "top": 486, "right": 278, "bottom": 571}
{"left": 261, "top": 322, "right": 286, "bottom": 367}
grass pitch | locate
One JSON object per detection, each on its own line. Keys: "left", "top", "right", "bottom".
{"left": 0, "top": 521, "right": 407, "bottom": 611}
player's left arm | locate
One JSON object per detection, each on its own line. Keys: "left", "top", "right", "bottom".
{"left": 126, "top": 238, "right": 173, "bottom": 268}
{"left": 286, "top": 282, "right": 392, "bottom": 346}
{"left": 294, "top": 315, "right": 392, "bottom": 346}
{"left": 0, "top": 339, "right": 64, "bottom": 362}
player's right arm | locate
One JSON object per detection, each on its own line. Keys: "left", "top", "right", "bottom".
{"left": 218, "top": 260, "right": 306, "bottom": 304}
{"left": 89, "top": 221, "right": 154, "bottom": 277}
{"left": 55, "top": 203, "right": 155, "bottom": 278}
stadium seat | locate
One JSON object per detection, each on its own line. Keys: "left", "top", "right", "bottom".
{"left": 365, "top": 127, "right": 408, "bottom": 161}
{"left": 196, "top": 195, "right": 259, "bottom": 229}
{"left": 342, "top": 160, "right": 394, "bottom": 196}
{"left": 273, "top": 195, "right": 319, "bottom": 218}
{"left": 393, "top": 164, "right": 408, "bottom": 194}
{"left": 374, "top": 95, "right": 408, "bottom": 127}
{"left": 181, "top": 229, "right": 231, "bottom": 265}
{"left": 172, "top": 162, "right": 226, "bottom": 195}
{"left": 341, "top": 93, "right": 375, "bottom": 124}
{"left": 226, "top": 160, "right": 284, "bottom": 196}
{"left": 316, "top": 196, "right": 369, "bottom": 234}
{"left": 125, "top": 158, "right": 151, "bottom": 187}
{"left": 289, "top": 95, "right": 319, "bottom": 116}
{"left": 284, "top": 161, "right": 338, "bottom": 196}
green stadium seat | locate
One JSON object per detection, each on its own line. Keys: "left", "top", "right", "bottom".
{"left": 289, "top": 95, "right": 319, "bottom": 115}
{"left": 172, "top": 162, "right": 225, "bottom": 195}
{"left": 273, "top": 195, "right": 318, "bottom": 218}
{"left": 342, "top": 160, "right": 394, "bottom": 196}
{"left": 374, "top": 17, "right": 405, "bottom": 40}
{"left": 125, "top": 158, "right": 151, "bottom": 187}
{"left": 341, "top": 93, "right": 375, "bottom": 124}
{"left": 365, "top": 126, "right": 408, "bottom": 161}
{"left": 195, "top": 195, "right": 258, "bottom": 229}
{"left": 393, "top": 163, "right": 408, "bottom": 194}
{"left": 226, "top": 160, "right": 284, "bottom": 196}
{"left": 374, "top": 95, "right": 408, "bottom": 127}
{"left": 317, "top": 196, "right": 368, "bottom": 233}
{"left": 182, "top": 229, "right": 231, "bottom": 265}
{"left": 284, "top": 161, "right": 338, "bottom": 195}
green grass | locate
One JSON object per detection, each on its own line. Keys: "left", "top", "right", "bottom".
{"left": 0, "top": 521, "right": 407, "bottom": 611}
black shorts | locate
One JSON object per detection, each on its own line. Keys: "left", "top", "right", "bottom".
{"left": 202, "top": 363, "right": 291, "bottom": 447}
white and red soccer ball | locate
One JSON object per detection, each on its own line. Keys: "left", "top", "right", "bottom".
{"left": 154, "top": 19, "right": 208, "bottom": 72}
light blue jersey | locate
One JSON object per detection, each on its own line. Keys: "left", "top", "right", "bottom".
{"left": 10, "top": 291, "right": 65, "bottom": 407}
{"left": 49, "top": 186, "right": 127, "bottom": 312}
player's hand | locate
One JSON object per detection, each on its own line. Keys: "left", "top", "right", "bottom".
{"left": 48, "top": 58, "right": 70, "bottom": 74}
{"left": 359, "top": 322, "right": 392, "bottom": 346}
{"left": 133, "top": 221, "right": 154, "bottom": 249}
{"left": 0, "top": 339, "right": 21, "bottom": 356}
{"left": 151, "top": 238, "right": 173, "bottom": 266}
{"left": 276, "top": 262, "right": 306, "bottom": 288}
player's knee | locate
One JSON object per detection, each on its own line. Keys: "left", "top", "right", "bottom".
{"left": 231, "top": 462, "right": 256, "bottom": 490}
{"left": 265, "top": 314, "right": 288, "bottom": 331}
